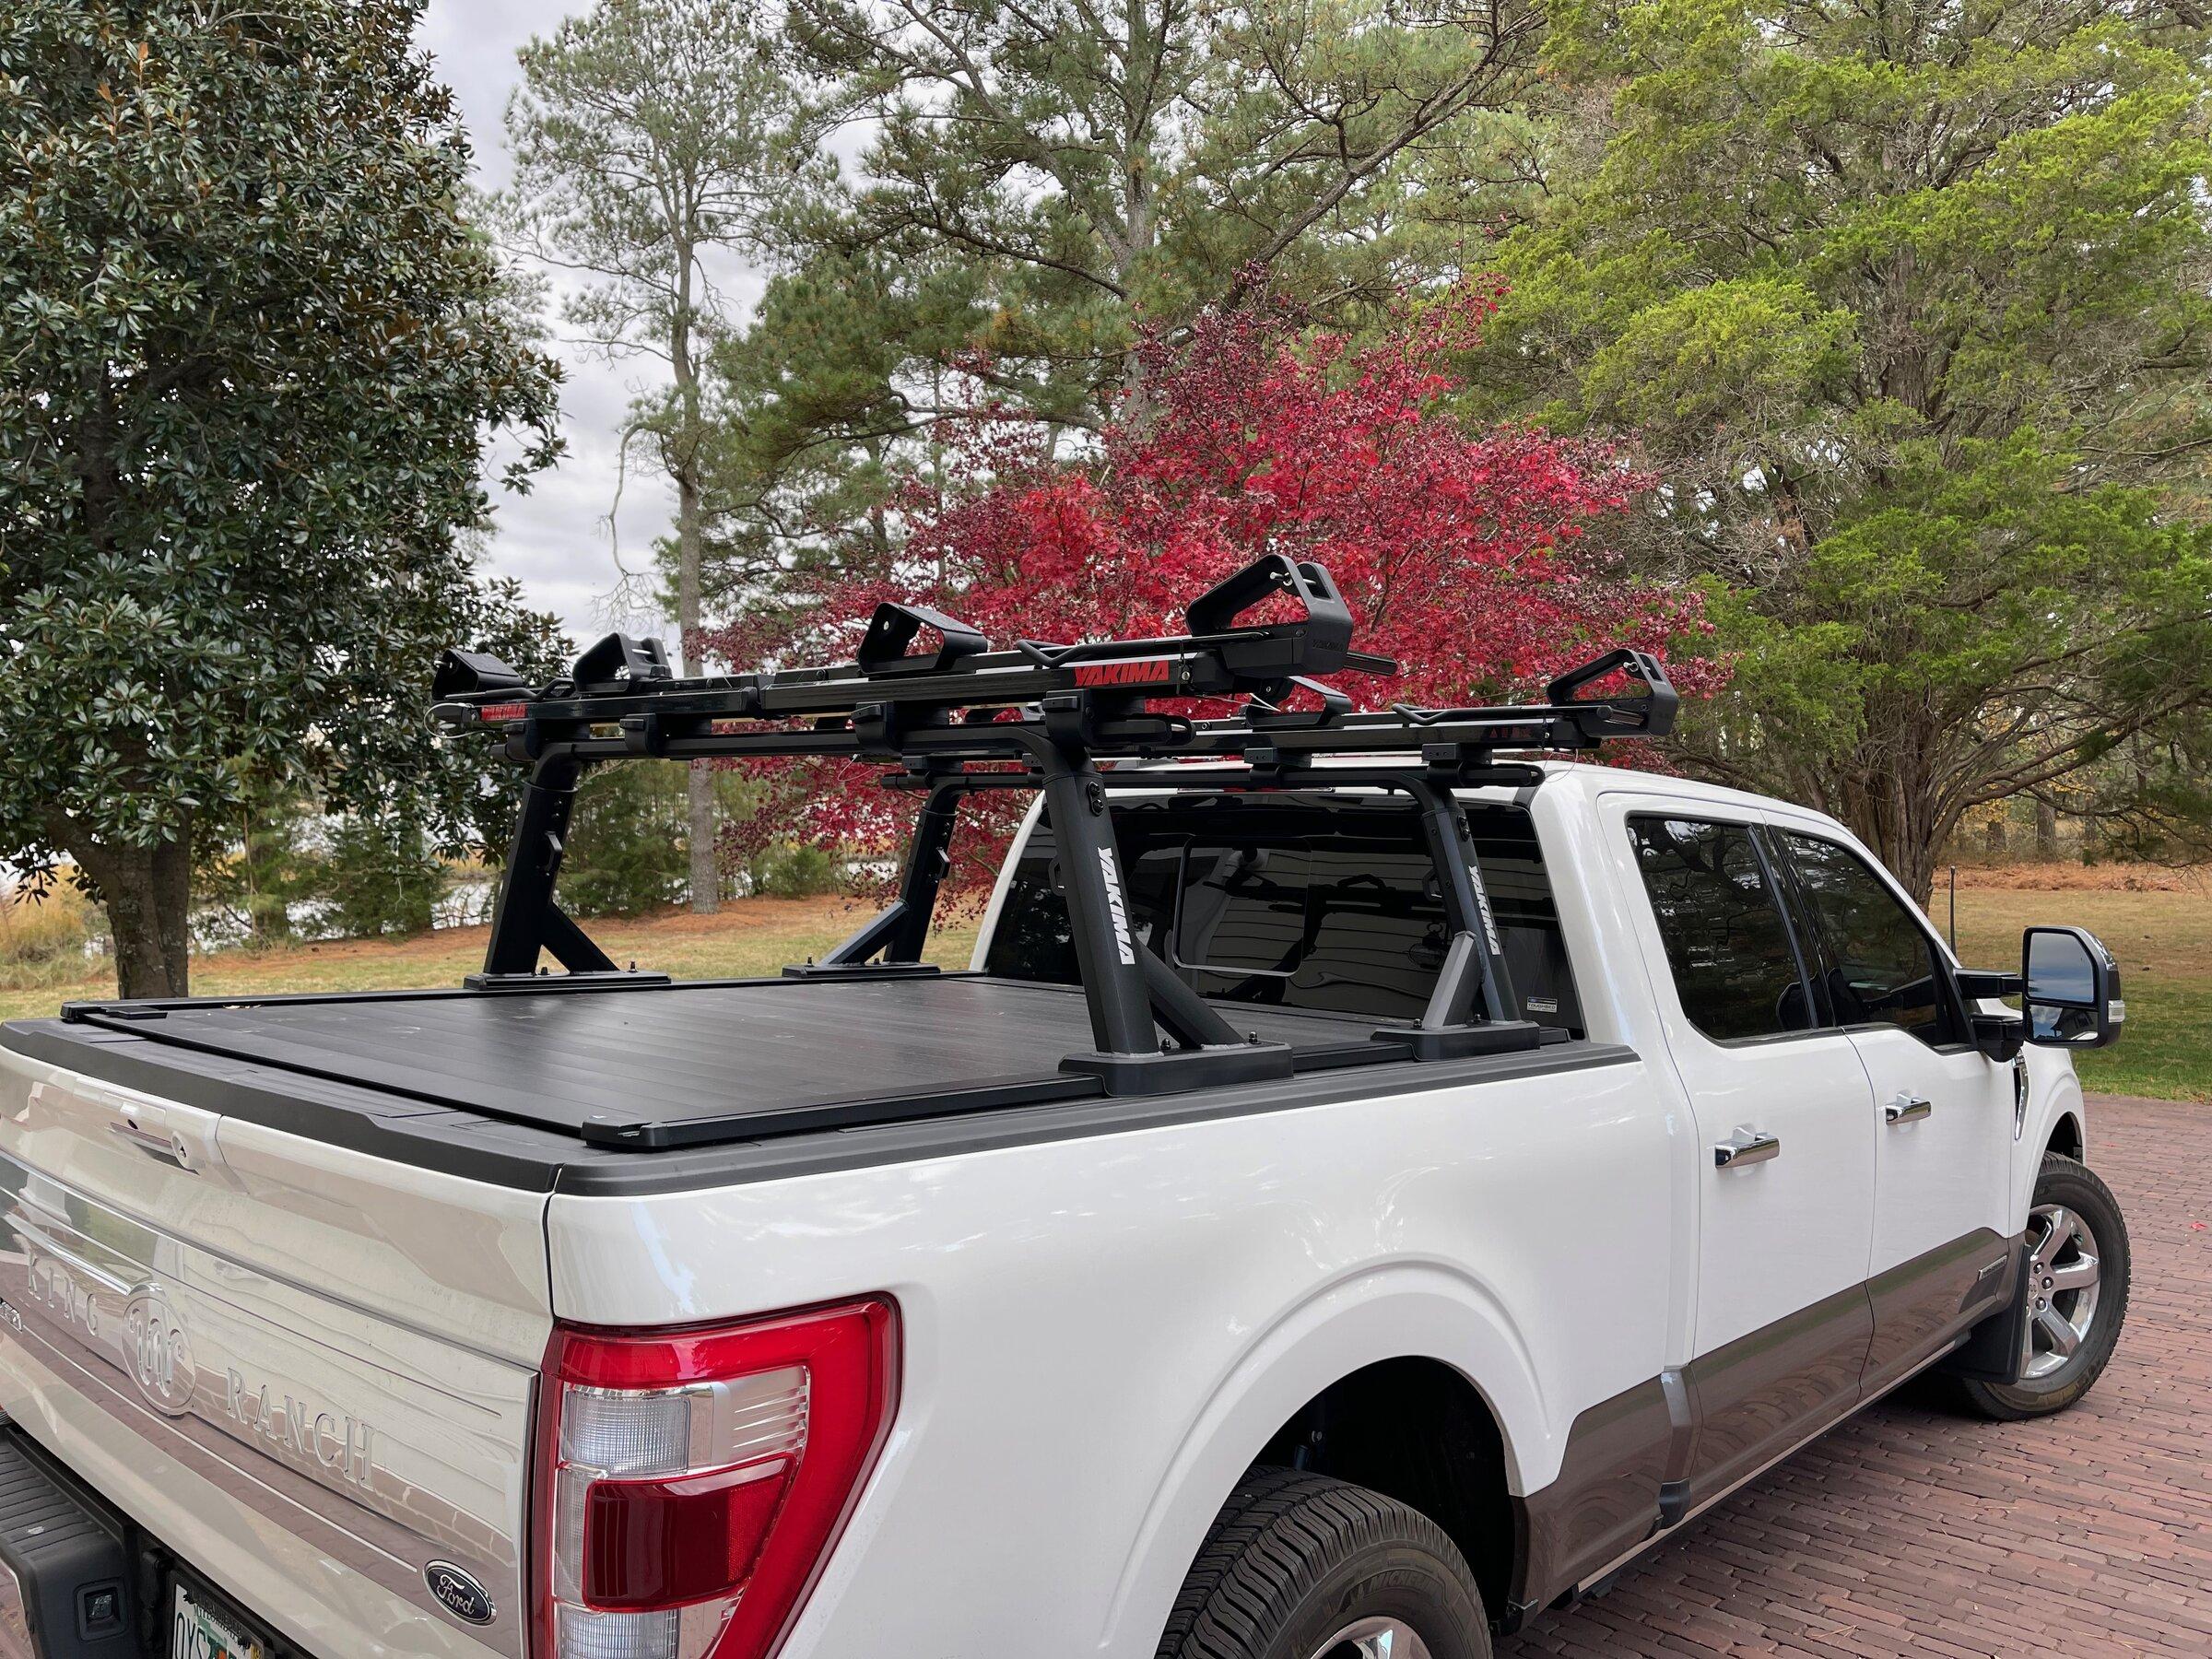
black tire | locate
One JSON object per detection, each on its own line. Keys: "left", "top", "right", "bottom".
{"left": 1155, "top": 1467, "right": 1491, "bottom": 1659}
{"left": 1958, "top": 1153, "right": 2130, "bottom": 1420}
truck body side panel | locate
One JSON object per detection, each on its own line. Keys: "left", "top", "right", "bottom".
{"left": 0, "top": 761, "right": 2087, "bottom": 1659}
{"left": 544, "top": 1051, "right": 1678, "bottom": 1659}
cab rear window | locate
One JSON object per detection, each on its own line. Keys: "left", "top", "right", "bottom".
{"left": 984, "top": 794, "right": 1583, "bottom": 1035}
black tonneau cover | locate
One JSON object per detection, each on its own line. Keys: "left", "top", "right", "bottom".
{"left": 2, "top": 1000, "right": 1634, "bottom": 1197}
{"left": 42, "top": 975, "right": 1400, "bottom": 1151}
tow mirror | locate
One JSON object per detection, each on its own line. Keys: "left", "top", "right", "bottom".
{"left": 2021, "top": 925, "right": 2124, "bottom": 1050}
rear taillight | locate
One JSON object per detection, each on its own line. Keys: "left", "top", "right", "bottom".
{"left": 534, "top": 1299, "right": 898, "bottom": 1659}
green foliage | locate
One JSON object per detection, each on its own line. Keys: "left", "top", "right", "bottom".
{"left": 502, "top": 0, "right": 815, "bottom": 357}
{"left": 1466, "top": 0, "right": 2212, "bottom": 899}
{"left": 194, "top": 768, "right": 324, "bottom": 947}
{"left": 712, "top": 0, "right": 1559, "bottom": 574}
{"left": 748, "top": 841, "right": 843, "bottom": 900}
{"left": 559, "top": 764, "right": 692, "bottom": 918}
{"left": 0, "top": 0, "right": 563, "bottom": 993}
{"left": 557, "top": 763, "right": 755, "bottom": 918}
{"left": 324, "top": 814, "right": 445, "bottom": 940}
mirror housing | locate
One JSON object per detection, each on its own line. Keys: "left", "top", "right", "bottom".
{"left": 2021, "top": 925, "right": 2124, "bottom": 1050}
{"left": 1954, "top": 967, "right": 2025, "bottom": 1063}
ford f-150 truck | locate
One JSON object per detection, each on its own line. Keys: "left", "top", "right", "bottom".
{"left": 0, "top": 557, "right": 2130, "bottom": 1659}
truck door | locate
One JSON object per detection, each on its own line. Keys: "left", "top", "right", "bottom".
{"left": 1607, "top": 802, "right": 1877, "bottom": 1511}
{"left": 1766, "top": 828, "right": 2017, "bottom": 1392}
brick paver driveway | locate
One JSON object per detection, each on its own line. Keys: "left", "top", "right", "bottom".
{"left": 1498, "top": 1094, "right": 2212, "bottom": 1659}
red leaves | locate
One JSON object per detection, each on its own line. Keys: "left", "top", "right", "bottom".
{"left": 708, "top": 287, "right": 1719, "bottom": 903}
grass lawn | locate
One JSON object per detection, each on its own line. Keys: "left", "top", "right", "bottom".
{"left": 1942, "top": 878, "right": 2211, "bottom": 1104}
{"left": 1, "top": 877, "right": 2202, "bottom": 1103}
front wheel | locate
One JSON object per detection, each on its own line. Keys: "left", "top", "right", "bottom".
{"left": 1155, "top": 1467, "right": 1490, "bottom": 1659}
{"left": 1958, "top": 1153, "right": 2130, "bottom": 1420}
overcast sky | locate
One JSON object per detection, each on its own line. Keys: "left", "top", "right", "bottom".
{"left": 418, "top": 0, "right": 758, "bottom": 645}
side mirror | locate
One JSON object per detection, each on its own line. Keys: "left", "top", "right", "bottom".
{"left": 2022, "top": 925, "right": 2124, "bottom": 1050}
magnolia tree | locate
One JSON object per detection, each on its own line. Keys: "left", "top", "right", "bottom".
{"left": 706, "top": 290, "right": 1717, "bottom": 905}
{"left": 0, "top": 0, "right": 562, "bottom": 995}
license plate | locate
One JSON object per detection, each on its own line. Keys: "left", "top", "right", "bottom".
{"left": 171, "top": 1583, "right": 265, "bottom": 1659}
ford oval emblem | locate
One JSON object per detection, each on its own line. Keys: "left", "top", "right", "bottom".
{"left": 425, "top": 1561, "right": 496, "bottom": 1627}
{"left": 122, "top": 1285, "right": 197, "bottom": 1417}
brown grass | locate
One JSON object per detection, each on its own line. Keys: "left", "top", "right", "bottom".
{"left": 0, "top": 897, "right": 978, "bottom": 1024}
{"left": 1952, "top": 862, "right": 2211, "bottom": 893}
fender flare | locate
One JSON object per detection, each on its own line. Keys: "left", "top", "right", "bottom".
{"left": 1100, "top": 1260, "right": 1559, "bottom": 1653}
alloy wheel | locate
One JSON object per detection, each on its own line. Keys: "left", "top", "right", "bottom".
{"left": 1308, "top": 1618, "right": 1435, "bottom": 1659}
{"left": 2020, "top": 1201, "right": 2102, "bottom": 1381}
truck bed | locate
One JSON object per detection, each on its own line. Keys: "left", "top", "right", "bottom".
{"left": 0, "top": 973, "right": 1629, "bottom": 1200}
{"left": 44, "top": 973, "right": 1395, "bottom": 1141}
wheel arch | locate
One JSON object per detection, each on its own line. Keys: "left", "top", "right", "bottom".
{"left": 1102, "top": 1264, "right": 1552, "bottom": 1652}
{"left": 1245, "top": 1355, "right": 1518, "bottom": 1623}
{"left": 2015, "top": 1056, "right": 2088, "bottom": 1222}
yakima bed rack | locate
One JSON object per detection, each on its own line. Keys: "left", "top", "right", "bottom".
{"left": 430, "top": 554, "right": 1677, "bottom": 1098}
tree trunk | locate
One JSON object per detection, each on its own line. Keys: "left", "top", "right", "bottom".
{"left": 2035, "top": 799, "right": 2059, "bottom": 860}
{"left": 677, "top": 458, "right": 718, "bottom": 913}
{"left": 1879, "top": 819, "right": 1941, "bottom": 912}
{"left": 1834, "top": 734, "right": 1942, "bottom": 908}
{"left": 670, "top": 241, "right": 719, "bottom": 915}
{"left": 64, "top": 823, "right": 194, "bottom": 1000}
{"left": 1108, "top": 0, "right": 1162, "bottom": 426}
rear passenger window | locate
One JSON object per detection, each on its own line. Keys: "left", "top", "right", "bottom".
{"left": 1775, "top": 832, "right": 1955, "bottom": 1047}
{"left": 1628, "top": 817, "right": 1815, "bottom": 1041}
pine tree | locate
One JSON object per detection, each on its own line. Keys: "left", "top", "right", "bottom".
{"left": 502, "top": 0, "right": 829, "bottom": 912}
{"left": 710, "top": 0, "right": 1559, "bottom": 577}
{"left": 1465, "top": 0, "right": 2212, "bottom": 900}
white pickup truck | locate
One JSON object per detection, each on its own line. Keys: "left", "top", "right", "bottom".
{"left": 0, "top": 559, "right": 2131, "bottom": 1659}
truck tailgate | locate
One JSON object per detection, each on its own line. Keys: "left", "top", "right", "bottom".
{"left": 0, "top": 1039, "right": 551, "bottom": 1659}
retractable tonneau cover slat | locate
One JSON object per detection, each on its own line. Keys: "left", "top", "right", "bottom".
{"left": 45, "top": 977, "right": 1394, "bottom": 1147}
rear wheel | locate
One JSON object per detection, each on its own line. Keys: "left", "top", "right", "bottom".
{"left": 1958, "top": 1153, "right": 2129, "bottom": 1420}
{"left": 1155, "top": 1467, "right": 1490, "bottom": 1659}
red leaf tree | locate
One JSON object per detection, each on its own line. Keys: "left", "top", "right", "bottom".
{"left": 708, "top": 287, "right": 1717, "bottom": 906}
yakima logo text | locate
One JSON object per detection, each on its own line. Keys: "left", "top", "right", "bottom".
{"left": 1074, "top": 659, "right": 1171, "bottom": 689}
{"left": 1098, "top": 848, "right": 1137, "bottom": 965}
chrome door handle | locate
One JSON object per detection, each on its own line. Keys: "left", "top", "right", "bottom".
{"left": 1713, "top": 1127, "right": 1781, "bottom": 1169}
{"left": 1885, "top": 1094, "right": 1933, "bottom": 1125}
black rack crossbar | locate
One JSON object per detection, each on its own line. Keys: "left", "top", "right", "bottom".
{"left": 431, "top": 554, "right": 1678, "bottom": 1101}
